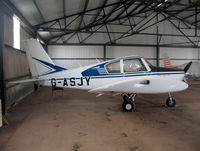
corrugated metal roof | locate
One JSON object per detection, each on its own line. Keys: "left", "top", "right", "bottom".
{"left": 2, "top": 0, "right": 200, "bottom": 47}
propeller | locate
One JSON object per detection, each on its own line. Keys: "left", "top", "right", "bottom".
{"left": 183, "top": 61, "right": 192, "bottom": 83}
{"left": 184, "top": 61, "right": 192, "bottom": 73}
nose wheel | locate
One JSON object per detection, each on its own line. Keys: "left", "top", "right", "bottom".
{"left": 166, "top": 93, "right": 176, "bottom": 107}
{"left": 122, "top": 94, "right": 136, "bottom": 112}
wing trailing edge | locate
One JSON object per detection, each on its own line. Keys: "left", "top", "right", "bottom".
{"left": 9, "top": 78, "right": 47, "bottom": 84}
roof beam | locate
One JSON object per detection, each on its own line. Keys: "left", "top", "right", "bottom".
{"left": 108, "top": 4, "right": 193, "bottom": 44}
{"left": 103, "top": 9, "right": 112, "bottom": 43}
{"left": 183, "top": 11, "right": 200, "bottom": 20}
{"left": 108, "top": 12, "right": 157, "bottom": 44}
{"left": 39, "top": 28, "right": 199, "bottom": 37}
{"left": 192, "top": 19, "right": 200, "bottom": 25}
{"left": 63, "top": 0, "right": 66, "bottom": 27}
{"left": 90, "top": 0, "right": 108, "bottom": 25}
{"left": 35, "top": 0, "right": 188, "bottom": 28}
{"left": 79, "top": 24, "right": 104, "bottom": 43}
{"left": 88, "top": 0, "right": 127, "bottom": 28}
{"left": 1, "top": 0, "right": 48, "bottom": 44}
{"left": 48, "top": 5, "right": 149, "bottom": 42}
{"left": 161, "top": 40, "right": 200, "bottom": 46}
{"left": 63, "top": 0, "right": 89, "bottom": 43}
{"left": 32, "top": 0, "right": 45, "bottom": 21}
{"left": 79, "top": 0, "right": 90, "bottom": 29}
{"left": 167, "top": 17, "right": 197, "bottom": 47}
{"left": 32, "top": 0, "right": 49, "bottom": 43}
{"left": 195, "top": 5, "right": 198, "bottom": 36}
{"left": 112, "top": 0, "right": 136, "bottom": 21}
{"left": 48, "top": 42, "right": 200, "bottom": 48}
{"left": 48, "top": 1, "right": 194, "bottom": 42}
{"left": 100, "top": 0, "right": 124, "bottom": 23}
{"left": 142, "top": 0, "right": 199, "bottom": 30}
{"left": 120, "top": 1, "right": 155, "bottom": 24}
{"left": 35, "top": 0, "right": 132, "bottom": 28}
{"left": 127, "top": 1, "right": 144, "bottom": 16}
{"left": 1, "top": 0, "right": 36, "bottom": 36}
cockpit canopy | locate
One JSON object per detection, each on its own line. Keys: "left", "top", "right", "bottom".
{"left": 81, "top": 56, "right": 151, "bottom": 77}
{"left": 106, "top": 57, "right": 149, "bottom": 74}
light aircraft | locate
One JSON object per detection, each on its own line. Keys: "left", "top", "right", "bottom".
{"left": 12, "top": 39, "right": 192, "bottom": 112}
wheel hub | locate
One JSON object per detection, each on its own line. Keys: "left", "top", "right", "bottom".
{"left": 125, "top": 104, "right": 132, "bottom": 110}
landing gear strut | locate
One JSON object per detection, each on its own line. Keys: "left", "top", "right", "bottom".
{"left": 122, "top": 93, "right": 136, "bottom": 112}
{"left": 166, "top": 93, "right": 176, "bottom": 107}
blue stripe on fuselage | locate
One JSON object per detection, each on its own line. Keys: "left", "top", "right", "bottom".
{"left": 91, "top": 72, "right": 184, "bottom": 79}
{"left": 54, "top": 72, "right": 184, "bottom": 80}
{"left": 33, "top": 57, "right": 67, "bottom": 76}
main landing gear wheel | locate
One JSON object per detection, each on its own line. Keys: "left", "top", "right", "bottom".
{"left": 123, "top": 101, "right": 135, "bottom": 112}
{"left": 122, "top": 94, "right": 136, "bottom": 112}
{"left": 166, "top": 93, "right": 176, "bottom": 107}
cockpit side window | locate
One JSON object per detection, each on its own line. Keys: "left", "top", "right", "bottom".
{"left": 106, "top": 61, "right": 120, "bottom": 73}
{"left": 123, "top": 59, "right": 146, "bottom": 72}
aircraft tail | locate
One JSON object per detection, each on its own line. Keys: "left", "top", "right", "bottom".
{"left": 26, "top": 39, "right": 66, "bottom": 77}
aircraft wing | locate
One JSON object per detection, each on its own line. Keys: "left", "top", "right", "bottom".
{"left": 89, "top": 77, "right": 188, "bottom": 94}
{"left": 9, "top": 78, "right": 48, "bottom": 84}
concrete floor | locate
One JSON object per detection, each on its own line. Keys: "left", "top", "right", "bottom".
{"left": 0, "top": 81, "right": 200, "bottom": 151}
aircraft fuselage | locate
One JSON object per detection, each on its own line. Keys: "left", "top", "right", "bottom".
{"left": 39, "top": 56, "right": 187, "bottom": 94}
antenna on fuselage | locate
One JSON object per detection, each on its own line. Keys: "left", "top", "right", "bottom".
{"left": 96, "top": 58, "right": 101, "bottom": 63}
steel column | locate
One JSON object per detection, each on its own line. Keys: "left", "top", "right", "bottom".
{"left": 104, "top": 45, "right": 106, "bottom": 61}
{"left": 0, "top": 10, "right": 6, "bottom": 115}
{"left": 156, "top": 13, "right": 159, "bottom": 67}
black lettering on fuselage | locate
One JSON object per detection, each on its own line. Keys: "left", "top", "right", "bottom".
{"left": 70, "top": 77, "right": 75, "bottom": 86}
{"left": 51, "top": 78, "right": 56, "bottom": 87}
{"left": 85, "top": 77, "right": 90, "bottom": 86}
{"left": 77, "top": 77, "right": 83, "bottom": 86}
{"left": 53, "top": 77, "right": 91, "bottom": 87}
{"left": 63, "top": 78, "right": 68, "bottom": 86}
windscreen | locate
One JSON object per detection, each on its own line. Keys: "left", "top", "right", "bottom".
{"left": 123, "top": 59, "right": 146, "bottom": 72}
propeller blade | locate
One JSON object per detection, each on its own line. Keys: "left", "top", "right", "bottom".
{"left": 184, "top": 61, "right": 192, "bottom": 73}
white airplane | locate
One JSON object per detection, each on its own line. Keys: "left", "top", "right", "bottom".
{"left": 12, "top": 39, "right": 192, "bottom": 112}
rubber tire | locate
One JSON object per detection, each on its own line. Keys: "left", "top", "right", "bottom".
{"left": 122, "top": 100, "right": 135, "bottom": 112}
{"left": 166, "top": 97, "right": 176, "bottom": 107}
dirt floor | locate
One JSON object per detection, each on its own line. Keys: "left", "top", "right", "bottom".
{"left": 0, "top": 81, "right": 200, "bottom": 151}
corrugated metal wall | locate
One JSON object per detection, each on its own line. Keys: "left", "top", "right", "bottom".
{"left": 48, "top": 45, "right": 104, "bottom": 69}
{"left": 3, "top": 13, "right": 33, "bottom": 112}
{"left": 48, "top": 45, "right": 199, "bottom": 68}
{"left": 160, "top": 47, "right": 199, "bottom": 66}
{"left": 106, "top": 46, "right": 156, "bottom": 65}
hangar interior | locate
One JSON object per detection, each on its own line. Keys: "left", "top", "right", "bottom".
{"left": 0, "top": 0, "right": 200, "bottom": 151}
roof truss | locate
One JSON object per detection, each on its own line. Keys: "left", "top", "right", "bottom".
{"left": 1, "top": 0, "right": 200, "bottom": 47}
